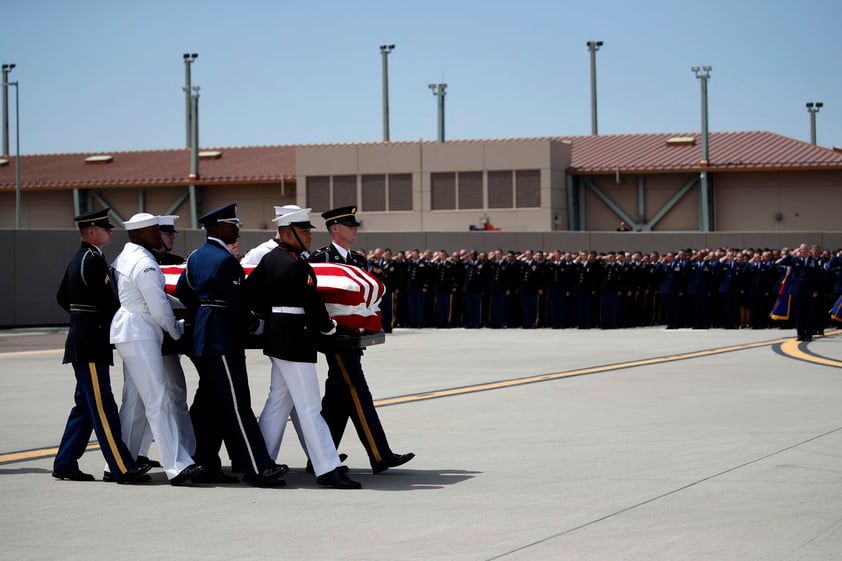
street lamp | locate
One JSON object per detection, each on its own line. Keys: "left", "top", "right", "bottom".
{"left": 691, "top": 65, "right": 712, "bottom": 231}
{"left": 806, "top": 102, "right": 823, "bottom": 145}
{"left": 586, "top": 41, "right": 602, "bottom": 136}
{"left": 428, "top": 83, "right": 447, "bottom": 143}
{"left": 183, "top": 53, "right": 198, "bottom": 148}
{"left": 2, "top": 63, "right": 15, "bottom": 157}
{"left": 380, "top": 44, "right": 395, "bottom": 142}
{"left": 188, "top": 86, "right": 200, "bottom": 228}
{"left": 1, "top": 75, "right": 20, "bottom": 228}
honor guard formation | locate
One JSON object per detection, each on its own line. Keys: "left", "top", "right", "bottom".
{"left": 53, "top": 204, "right": 415, "bottom": 488}
{"left": 365, "top": 245, "right": 842, "bottom": 337}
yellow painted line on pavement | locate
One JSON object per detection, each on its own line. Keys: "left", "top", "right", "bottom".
{"left": 0, "top": 444, "right": 98, "bottom": 464}
{"left": 375, "top": 336, "right": 799, "bottom": 406}
{"left": 4, "top": 331, "right": 838, "bottom": 465}
{"left": 780, "top": 338, "right": 842, "bottom": 368}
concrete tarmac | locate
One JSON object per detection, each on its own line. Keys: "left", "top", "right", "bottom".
{"left": 1, "top": 325, "right": 841, "bottom": 561}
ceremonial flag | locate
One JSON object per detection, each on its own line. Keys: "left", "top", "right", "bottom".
{"left": 830, "top": 294, "right": 842, "bottom": 323}
{"left": 769, "top": 271, "right": 791, "bottom": 321}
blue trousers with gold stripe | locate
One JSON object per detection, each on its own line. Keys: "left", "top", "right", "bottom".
{"left": 322, "top": 351, "right": 392, "bottom": 467}
{"left": 54, "top": 361, "right": 137, "bottom": 477}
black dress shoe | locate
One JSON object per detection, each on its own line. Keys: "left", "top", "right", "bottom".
{"left": 316, "top": 467, "right": 362, "bottom": 489}
{"left": 372, "top": 452, "right": 415, "bottom": 474}
{"left": 103, "top": 470, "right": 153, "bottom": 483}
{"left": 306, "top": 453, "right": 348, "bottom": 474}
{"left": 191, "top": 469, "right": 240, "bottom": 484}
{"left": 244, "top": 464, "right": 289, "bottom": 487}
{"left": 111, "top": 468, "right": 153, "bottom": 484}
{"left": 52, "top": 469, "right": 95, "bottom": 481}
{"left": 171, "top": 464, "right": 206, "bottom": 486}
{"left": 137, "top": 455, "right": 162, "bottom": 469}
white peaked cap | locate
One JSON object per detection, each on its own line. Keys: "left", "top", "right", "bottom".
{"left": 272, "top": 207, "right": 314, "bottom": 227}
{"left": 274, "top": 204, "right": 302, "bottom": 216}
{"left": 158, "top": 214, "right": 179, "bottom": 227}
{"left": 124, "top": 212, "right": 159, "bottom": 231}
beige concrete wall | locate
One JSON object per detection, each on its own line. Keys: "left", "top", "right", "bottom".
{"left": 715, "top": 171, "right": 842, "bottom": 232}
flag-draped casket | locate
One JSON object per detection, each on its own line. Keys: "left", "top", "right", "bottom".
{"left": 161, "top": 262, "right": 385, "bottom": 335}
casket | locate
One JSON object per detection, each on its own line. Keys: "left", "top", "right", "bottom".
{"left": 161, "top": 262, "right": 386, "bottom": 352}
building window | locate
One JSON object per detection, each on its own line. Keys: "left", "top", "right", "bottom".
{"left": 458, "top": 171, "right": 483, "bottom": 209}
{"left": 488, "top": 170, "right": 513, "bottom": 208}
{"left": 333, "top": 175, "right": 357, "bottom": 207}
{"left": 362, "top": 174, "right": 386, "bottom": 211}
{"left": 516, "top": 170, "right": 540, "bottom": 208}
{"left": 306, "top": 176, "right": 330, "bottom": 211}
{"left": 431, "top": 172, "right": 456, "bottom": 210}
{"left": 388, "top": 173, "right": 413, "bottom": 211}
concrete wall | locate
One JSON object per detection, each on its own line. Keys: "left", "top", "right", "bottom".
{"left": 5, "top": 228, "right": 841, "bottom": 328}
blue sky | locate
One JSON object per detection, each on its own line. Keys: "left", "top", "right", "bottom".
{"left": 3, "top": 0, "right": 840, "bottom": 154}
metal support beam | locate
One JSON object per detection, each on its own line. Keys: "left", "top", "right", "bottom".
{"left": 646, "top": 176, "right": 698, "bottom": 231}
{"left": 584, "top": 179, "right": 636, "bottom": 228}
{"left": 637, "top": 176, "right": 646, "bottom": 225}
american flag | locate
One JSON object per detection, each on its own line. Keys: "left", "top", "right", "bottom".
{"left": 162, "top": 262, "right": 385, "bottom": 333}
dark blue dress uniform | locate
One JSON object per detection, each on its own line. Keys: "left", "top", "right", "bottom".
{"left": 174, "top": 204, "right": 284, "bottom": 484}
{"left": 310, "top": 205, "right": 414, "bottom": 473}
{"left": 777, "top": 252, "right": 821, "bottom": 341}
{"left": 53, "top": 208, "right": 144, "bottom": 482}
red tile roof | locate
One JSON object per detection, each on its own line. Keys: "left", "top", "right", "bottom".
{"left": 1, "top": 132, "right": 840, "bottom": 191}
{"left": 0, "top": 145, "right": 296, "bottom": 191}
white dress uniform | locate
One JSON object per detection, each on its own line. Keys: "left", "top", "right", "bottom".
{"left": 110, "top": 237, "right": 194, "bottom": 480}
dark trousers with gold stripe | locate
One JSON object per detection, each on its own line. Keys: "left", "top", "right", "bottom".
{"left": 322, "top": 351, "right": 392, "bottom": 467}
{"left": 54, "top": 361, "right": 137, "bottom": 477}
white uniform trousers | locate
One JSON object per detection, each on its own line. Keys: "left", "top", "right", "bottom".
{"left": 258, "top": 357, "right": 341, "bottom": 477}
{"left": 115, "top": 340, "right": 195, "bottom": 479}
{"left": 138, "top": 354, "right": 196, "bottom": 457}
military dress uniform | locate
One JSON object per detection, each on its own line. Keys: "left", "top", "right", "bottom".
{"left": 174, "top": 204, "right": 286, "bottom": 485}
{"left": 310, "top": 206, "right": 414, "bottom": 474}
{"left": 246, "top": 208, "right": 357, "bottom": 487}
{"left": 110, "top": 214, "right": 198, "bottom": 483}
{"left": 53, "top": 208, "right": 147, "bottom": 483}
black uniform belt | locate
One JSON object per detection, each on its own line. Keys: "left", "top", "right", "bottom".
{"left": 69, "top": 304, "right": 99, "bottom": 313}
{"left": 200, "top": 300, "right": 228, "bottom": 308}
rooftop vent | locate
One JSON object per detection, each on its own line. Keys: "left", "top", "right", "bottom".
{"left": 665, "top": 137, "right": 696, "bottom": 146}
{"left": 84, "top": 154, "right": 114, "bottom": 165}
{"left": 198, "top": 150, "right": 222, "bottom": 160}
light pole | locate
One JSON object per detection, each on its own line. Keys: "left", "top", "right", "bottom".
{"left": 428, "top": 83, "right": 447, "bottom": 143}
{"left": 806, "top": 102, "right": 823, "bottom": 145}
{"left": 183, "top": 53, "right": 198, "bottom": 149}
{"left": 188, "top": 86, "right": 200, "bottom": 228}
{"left": 2, "top": 63, "right": 14, "bottom": 157}
{"left": 380, "top": 44, "right": 394, "bottom": 142}
{"left": 586, "top": 41, "right": 602, "bottom": 136}
{"left": 692, "top": 65, "right": 712, "bottom": 231}
{"left": 1, "top": 76, "right": 20, "bottom": 228}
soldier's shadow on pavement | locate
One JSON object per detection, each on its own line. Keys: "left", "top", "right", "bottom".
{"left": 283, "top": 468, "right": 479, "bottom": 491}
{"left": 0, "top": 467, "right": 52, "bottom": 475}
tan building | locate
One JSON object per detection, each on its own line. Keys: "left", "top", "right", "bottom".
{"left": 1, "top": 131, "right": 841, "bottom": 232}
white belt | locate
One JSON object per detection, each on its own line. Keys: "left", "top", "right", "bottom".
{"left": 121, "top": 303, "right": 149, "bottom": 313}
{"left": 272, "top": 306, "right": 305, "bottom": 315}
